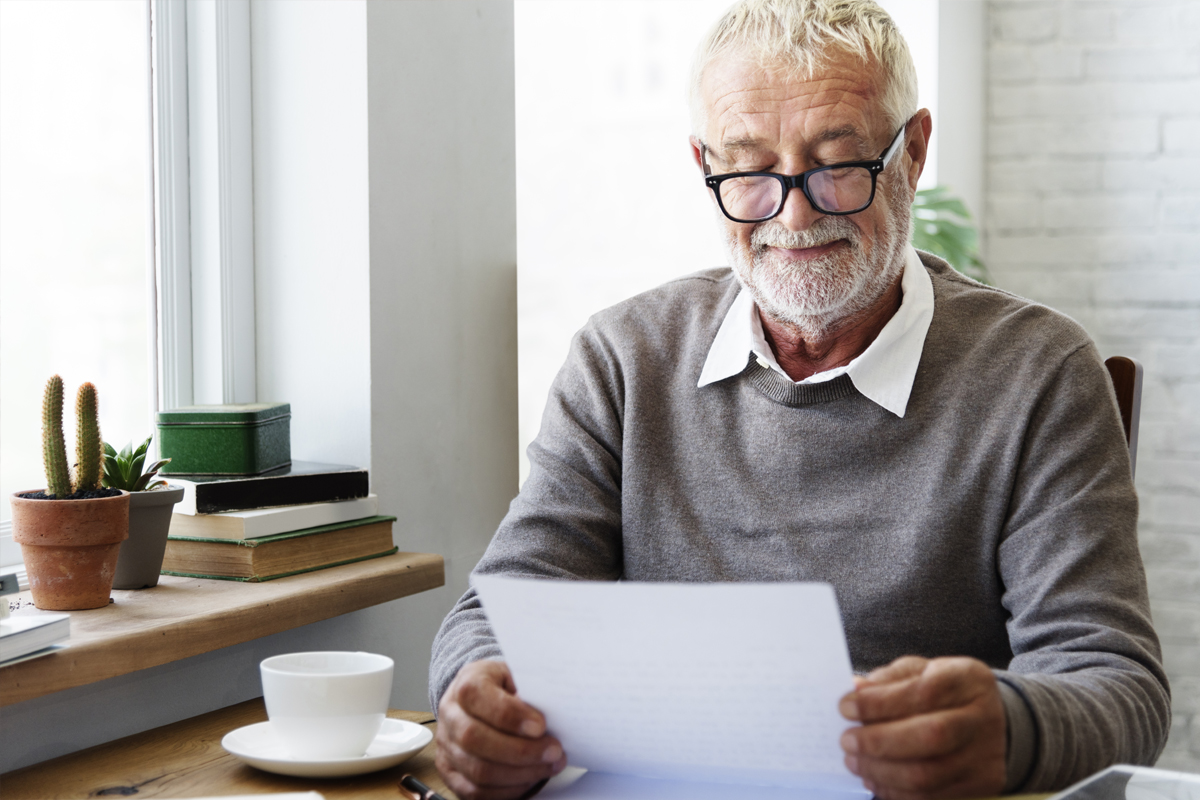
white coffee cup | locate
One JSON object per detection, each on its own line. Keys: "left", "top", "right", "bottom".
{"left": 260, "top": 650, "right": 394, "bottom": 760}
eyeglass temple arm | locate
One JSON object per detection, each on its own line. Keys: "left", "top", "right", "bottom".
{"left": 699, "top": 143, "right": 713, "bottom": 176}
{"left": 881, "top": 124, "right": 906, "bottom": 167}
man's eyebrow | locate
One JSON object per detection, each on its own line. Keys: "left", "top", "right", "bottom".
{"left": 812, "top": 125, "right": 864, "bottom": 144}
{"left": 715, "top": 126, "right": 874, "bottom": 160}
{"left": 716, "top": 137, "right": 770, "bottom": 156}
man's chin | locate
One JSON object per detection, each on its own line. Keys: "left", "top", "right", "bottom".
{"left": 757, "top": 293, "right": 853, "bottom": 331}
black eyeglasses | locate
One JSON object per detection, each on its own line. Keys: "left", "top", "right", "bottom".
{"left": 701, "top": 125, "right": 906, "bottom": 223}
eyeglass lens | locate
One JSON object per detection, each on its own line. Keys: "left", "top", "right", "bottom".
{"left": 718, "top": 166, "right": 876, "bottom": 220}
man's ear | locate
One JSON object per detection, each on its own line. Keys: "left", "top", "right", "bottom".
{"left": 905, "top": 109, "right": 933, "bottom": 191}
{"left": 689, "top": 136, "right": 707, "bottom": 173}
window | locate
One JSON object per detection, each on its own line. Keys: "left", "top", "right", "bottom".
{"left": 0, "top": 0, "right": 154, "bottom": 570}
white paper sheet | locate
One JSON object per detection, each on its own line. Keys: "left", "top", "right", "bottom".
{"left": 472, "top": 576, "right": 868, "bottom": 798}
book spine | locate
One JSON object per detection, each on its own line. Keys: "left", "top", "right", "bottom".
{"left": 160, "top": 547, "right": 398, "bottom": 583}
{"left": 195, "top": 470, "right": 369, "bottom": 514}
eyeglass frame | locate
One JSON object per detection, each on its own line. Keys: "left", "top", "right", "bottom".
{"left": 700, "top": 123, "right": 908, "bottom": 223}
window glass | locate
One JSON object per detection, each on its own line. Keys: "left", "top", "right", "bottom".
{"left": 0, "top": 0, "right": 151, "bottom": 534}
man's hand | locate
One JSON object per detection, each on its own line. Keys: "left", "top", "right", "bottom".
{"left": 436, "top": 660, "right": 567, "bottom": 800}
{"left": 838, "top": 656, "right": 1006, "bottom": 800}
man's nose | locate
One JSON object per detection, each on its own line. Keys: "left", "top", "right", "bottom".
{"left": 774, "top": 186, "right": 825, "bottom": 232}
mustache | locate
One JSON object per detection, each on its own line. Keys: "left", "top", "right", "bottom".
{"left": 749, "top": 217, "right": 861, "bottom": 251}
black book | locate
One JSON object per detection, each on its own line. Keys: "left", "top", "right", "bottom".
{"left": 169, "top": 461, "right": 370, "bottom": 514}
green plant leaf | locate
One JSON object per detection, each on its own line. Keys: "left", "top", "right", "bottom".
{"left": 118, "top": 448, "right": 135, "bottom": 487}
{"left": 142, "top": 458, "right": 171, "bottom": 477}
{"left": 133, "top": 436, "right": 151, "bottom": 460}
{"left": 104, "top": 441, "right": 118, "bottom": 458}
{"left": 910, "top": 186, "right": 991, "bottom": 285}
{"left": 102, "top": 455, "right": 124, "bottom": 489}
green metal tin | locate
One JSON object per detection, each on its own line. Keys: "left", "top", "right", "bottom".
{"left": 157, "top": 403, "right": 291, "bottom": 476}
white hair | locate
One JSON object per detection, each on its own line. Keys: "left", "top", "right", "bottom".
{"left": 689, "top": 0, "right": 919, "bottom": 141}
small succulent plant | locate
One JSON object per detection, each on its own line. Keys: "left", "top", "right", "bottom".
{"left": 42, "top": 375, "right": 104, "bottom": 498}
{"left": 102, "top": 436, "right": 172, "bottom": 492}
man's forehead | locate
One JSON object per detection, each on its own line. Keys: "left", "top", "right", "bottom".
{"left": 701, "top": 51, "right": 885, "bottom": 154}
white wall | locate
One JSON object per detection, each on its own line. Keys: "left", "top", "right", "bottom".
{"left": 365, "top": 0, "right": 519, "bottom": 710}
{"left": 0, "top": 0, "right": 518, "bottom": 773}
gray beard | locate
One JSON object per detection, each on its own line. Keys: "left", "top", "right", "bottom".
{"left": 724, "top": 184, "right": 911, "bottom": 341}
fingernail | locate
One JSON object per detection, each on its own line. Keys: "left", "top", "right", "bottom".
{"left": 840, "top": 732, "right": 859, "bottom": 753}
{"left": 552, "top": 755, "right": 568, "bottom": 773}
{"left": 519, "top": 720, "right": 540, "bottom": 737}
{"left": 542, "top": 744, "right": 562, "bottom": 763}
{"left": 864, "top": 780, "right": 877, "bottom": 793}
{"left": 839, "top": 697, "right": 860, "bottom": 720}
{"left": 845, "top": 755, "right": 860, "bottom": 775}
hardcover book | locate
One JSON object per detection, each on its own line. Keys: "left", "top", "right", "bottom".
{"left": 170, "top": 461, "right": 370, "bottom": 514}
{"left": 169, "top": 495, "right": 380, "bottom": 540}
{"left": 161, "top": 515, "right": 397, "bottom": 582}
{"left": 1, "top": 612, "right": 70, "bottom": 664}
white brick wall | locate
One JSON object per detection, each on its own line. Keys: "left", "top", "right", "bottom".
{"left": 987, "top": 0, "right": 1200, "bottom": 770}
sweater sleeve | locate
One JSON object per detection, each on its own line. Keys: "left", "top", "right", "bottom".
{"left": 994, "top": 342, "right": 1170, "bottom": 789}
{"left": 429, "top": 321, "right": 626, "bottom": 709}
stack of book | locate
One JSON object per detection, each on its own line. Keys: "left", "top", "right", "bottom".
{"left": 162, "top": 462, "right": 397, "bottom": 582}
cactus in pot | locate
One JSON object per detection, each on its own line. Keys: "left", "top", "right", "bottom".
{"left": 42, "top": 375, "right": 72, "bottom": 498}
{"left": 9, "top": 376, "right": 130, "bottom": 609}
{"left": 39, "top": 376, "right": 106, "bottom": 498}
{"left": 74, "top": 382, "right": 103, "bottom": 493}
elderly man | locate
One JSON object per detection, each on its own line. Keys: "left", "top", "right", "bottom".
{"left": 429, "top": 1, "right": 1170, "bottom": 798}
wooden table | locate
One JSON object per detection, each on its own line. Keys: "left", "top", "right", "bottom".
{"left": 0, "top": 698, "right": 452, "bottom": 799}
{"left": 1, "top": 552, "right": 444, "bottom": 706}
{"left": 0, "top": 697, "right": 1056, "bottom": 800}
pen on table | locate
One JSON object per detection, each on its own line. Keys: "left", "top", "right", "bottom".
{"left": 399, "top": 773, "right": 449, "bottom": 800}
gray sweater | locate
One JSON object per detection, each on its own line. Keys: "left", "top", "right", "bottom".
{"left": 430, "top": 254, "right": 1170, "bottom": 791}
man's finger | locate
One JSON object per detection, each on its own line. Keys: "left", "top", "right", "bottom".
{"left": 439, "top": 699, "right": 562, "bottom": 767}
{"left": 841, "top": 704, "right": 986, "bottom": 761}
{"left": 840, "top": 657, "right": 927, "bottom": 721}
{"left": 439, "top": 734, "right": 566, "bottom": 790}
{"left": 848, "top": 739, "right": 1004, "bottom": 800}
{"left": 845, "top": 657, "right": 996, "bottom": 723}
{"left": 864, "top": 656, "right": 929, "bottom": 685}
{"left": 455, "top": 661, "right": 548, "bottom": 737}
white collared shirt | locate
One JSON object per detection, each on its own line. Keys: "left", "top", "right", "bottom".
{"left": 697, "top": 246, "right": 934, "bottom": 418}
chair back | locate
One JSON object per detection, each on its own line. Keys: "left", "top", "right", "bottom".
{"left": 1104, "top": 356, "right": 1143, "bottom": 478}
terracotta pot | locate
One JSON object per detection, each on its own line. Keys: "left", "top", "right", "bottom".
{"left": 112, "top": 485, "right": 184, "bottom": 590}
{"left": 10, "top": 489, "right": 131, "bottom": 610}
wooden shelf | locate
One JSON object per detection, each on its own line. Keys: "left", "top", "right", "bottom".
{"left": 0, "top": 552, "right": 444, "bottom": 706}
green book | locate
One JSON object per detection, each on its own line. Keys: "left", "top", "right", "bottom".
{"left": 161, "top": 515, "right": 398, "bottom": 582}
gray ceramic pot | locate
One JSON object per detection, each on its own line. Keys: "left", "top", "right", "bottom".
{"left": 112, "top": 485, "right": 185, "bottom": 590}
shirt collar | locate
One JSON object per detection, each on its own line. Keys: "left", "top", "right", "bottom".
{"left": 697, "top": 246, "right": 934, "bottom": 418}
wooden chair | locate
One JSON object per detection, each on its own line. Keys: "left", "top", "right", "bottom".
{"left": 1104, "top": 356, "right": 1143, "bottom": 478}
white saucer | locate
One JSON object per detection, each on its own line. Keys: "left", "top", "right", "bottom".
{"left": 221, "top": 717, "right": 433, "bottom": 778}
